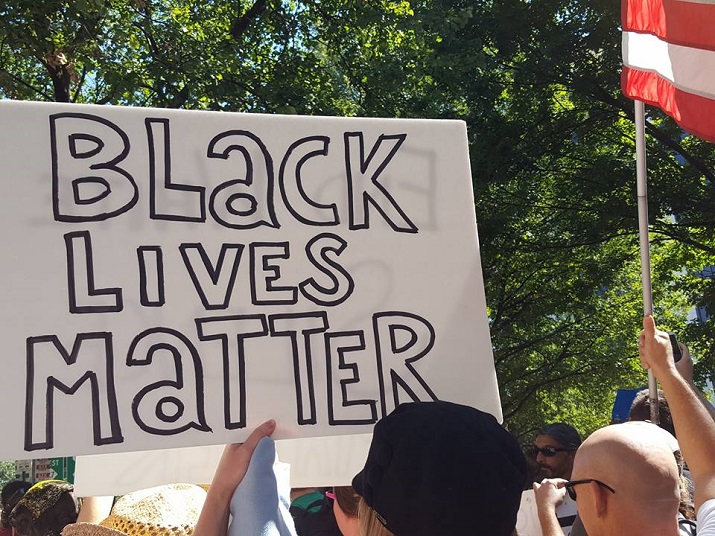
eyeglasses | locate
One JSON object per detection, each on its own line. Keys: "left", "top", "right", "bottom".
{"left": 563, "top": 479, "right": 616, "bottom": 500}
{"left": 533, "top": 446, "right": 572, "bottom": 457}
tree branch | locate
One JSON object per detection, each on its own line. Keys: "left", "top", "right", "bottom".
{"left": 231, "top": 0, "right": 268, "bottom": 40}
{"left": 0, "top": 68, "right": 53, "bottom": 100}
{"left": 650, "top": 225, "right": 715, "bottom": 256}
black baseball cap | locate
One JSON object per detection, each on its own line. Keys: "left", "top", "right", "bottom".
{"left": 352, "top": 401, "right": 526, "bottom": 536}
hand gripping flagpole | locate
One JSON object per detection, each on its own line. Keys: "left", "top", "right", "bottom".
{"left": 635, "top": 100, "right": 660, "bottom": 424}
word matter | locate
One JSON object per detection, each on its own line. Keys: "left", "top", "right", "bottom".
{"left": 25, "top": 311, "right": 438, "bottom": 451}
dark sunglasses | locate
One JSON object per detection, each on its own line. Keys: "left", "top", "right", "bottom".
{"left": 564, "top": 479, "right": 616, "bottom": 500}
{"left": 533, "top": 446, "right": 572, "bottom": 457}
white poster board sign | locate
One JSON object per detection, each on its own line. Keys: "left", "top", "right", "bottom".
{"left": 0, "top": 101, "right": 499, "bottom": 460}
{"left": 73, "top": 434, "right": 373, "bottom": 496}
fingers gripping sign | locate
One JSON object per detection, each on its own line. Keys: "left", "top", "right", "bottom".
{"left": 532, "top": 478, "right": 570, "bottom": 536}
{"left": 533, "top": 478, "right": 568, "bottom": 510}
{"left": 212, "top": 419, "right": 278, "bottom": 496}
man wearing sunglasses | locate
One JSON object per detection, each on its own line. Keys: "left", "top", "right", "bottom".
{"left": 535, "top": 315, "right": 715, "bottom": 536}
{"left": 534, "top": 423, "right": 582, "bottom": 481}
{"left": 535, "top": 420, "right": 692, "bottom": 536}
{"left": 568, "top": 421, "right": 684, "bottom": 535}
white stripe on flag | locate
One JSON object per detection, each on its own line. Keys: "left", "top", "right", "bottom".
{"left": 623, "top": 31, "right": 715, "bottom": 99}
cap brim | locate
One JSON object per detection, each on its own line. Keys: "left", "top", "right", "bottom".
{"left": 351, "top": 470, "right": 366, "bottom": 499}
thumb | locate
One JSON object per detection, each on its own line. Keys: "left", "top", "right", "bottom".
{"left": 241, "top": 419, "right": 277, "bottom": 453}
{"left": 643, "top": 314, "right": 656, "bottom": 335}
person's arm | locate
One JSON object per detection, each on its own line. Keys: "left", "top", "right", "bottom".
{"left": 194, "top": 420, "right": 276, "bottom": 536}
{"left": 675, "top": 341, "right": 715, "bottom": 423}
{"left": 533, "top": 479, "right": 567, "bottom": 536}
{"left": 639, "top": 316, "right": 715, "bottom": 509}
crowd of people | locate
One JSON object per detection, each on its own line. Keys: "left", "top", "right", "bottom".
{"left": 1, "top": 316, "right": 713, "bottom": 536}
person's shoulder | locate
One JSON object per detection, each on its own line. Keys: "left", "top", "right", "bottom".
{"left": 698, "top": 498, "right": 715, "bottom": 518}
{"left": 696, "top": 499, "right": 715, "bottom": 535}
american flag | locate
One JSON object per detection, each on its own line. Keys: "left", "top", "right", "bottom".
{"left": 622, "top": 0, "right": 715, "bottom": 142}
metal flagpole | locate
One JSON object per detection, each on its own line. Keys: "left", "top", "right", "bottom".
{"left": 634, "top": 99, "right": 660, "bottom": 424}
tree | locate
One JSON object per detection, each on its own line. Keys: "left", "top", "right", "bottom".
{"left": 398, "top": 0, "right": 714, "bottom": 435}
{"left": 0, "top": 461, "right": 16, "bottom": 488}
{"left": 0, "top": 0, "right": 427, "bottom": 113}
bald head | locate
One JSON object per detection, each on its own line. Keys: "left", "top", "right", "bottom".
{"left": 572, "top": 422, "right": 680, "bottom": 536}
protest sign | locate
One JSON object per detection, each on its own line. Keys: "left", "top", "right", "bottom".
{"left": 0, "top": 100, "right": 499, "bottom": 459}
{"left": 73, "top": 434, "right": 373, "bottom": 496}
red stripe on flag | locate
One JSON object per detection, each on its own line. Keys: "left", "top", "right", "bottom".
{"left": 622, "top": 66, "right": 715, "bottom": 142}
{"left": 622, "top": 0, "right": 715, "bottom": 51}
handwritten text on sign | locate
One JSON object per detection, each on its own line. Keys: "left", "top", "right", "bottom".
{"left": 0, "top": 101, "right": 500, "bottom": 458}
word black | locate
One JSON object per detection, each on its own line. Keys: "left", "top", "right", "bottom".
{"left": 51, "top": 113, "right": 418, "bottom": 233}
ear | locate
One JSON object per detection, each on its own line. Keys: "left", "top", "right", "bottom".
{"left": 592, "top": 481, "right": 610, "bottom": 518}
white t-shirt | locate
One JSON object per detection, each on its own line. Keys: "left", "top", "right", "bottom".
{"left": 698, "top": 498, "right": 715, "bottom": 535}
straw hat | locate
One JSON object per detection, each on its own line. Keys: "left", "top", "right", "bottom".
{"left": 62, "top": 484, "right": 206, "bottom": 536}
{"left": 63, "top": 523, "right": 124, "bottom": 536}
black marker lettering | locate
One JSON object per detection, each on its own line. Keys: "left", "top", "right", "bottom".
{"left": 299, "top": 233, "right": 354, "bottom": 306}
{"left": 137, "top": 246, "right": 165, "bottom": 307}
{"left": 207, "top": 130, "right": 279, "bottom": 229}
{"left": 51, "top": 113, "right": 138, "bottom": 222}
{"left": 268, "top": 312, "right": 329, "bottom": 425}
{"left": 373, "top": 311, "right": 438, "bottom": 417}
{"left": 278, "top": 136, "right": 338, "bottom": 226}
{"left": 65, "top": 231, "right": 123, "bottom": 314}
{"left": 127, "top": 328, "right": 210, "bottom": 436}
{"left": 195, "top": 315, "right": 268, "bottom": 429}
{"left": 345, "top": 132, "right": 417, "bottom": 233}
{"left": 179, "top": 243, "right": 244, "bottom": 310}
{"left": 25, "top": 333, "right": 123, "bottom": 451}
{"left": 146, "top": 118, "right": 206, "bottom": 222}
{"left": 250, "top": 242, "right": 297, "bottom": 306}
{"left": 325, "top": 331, "right": 378, "bottom": 425}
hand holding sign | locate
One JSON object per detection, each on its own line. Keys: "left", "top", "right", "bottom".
{"left": 196, "top": 419, "right": 277, "bottom": 536}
